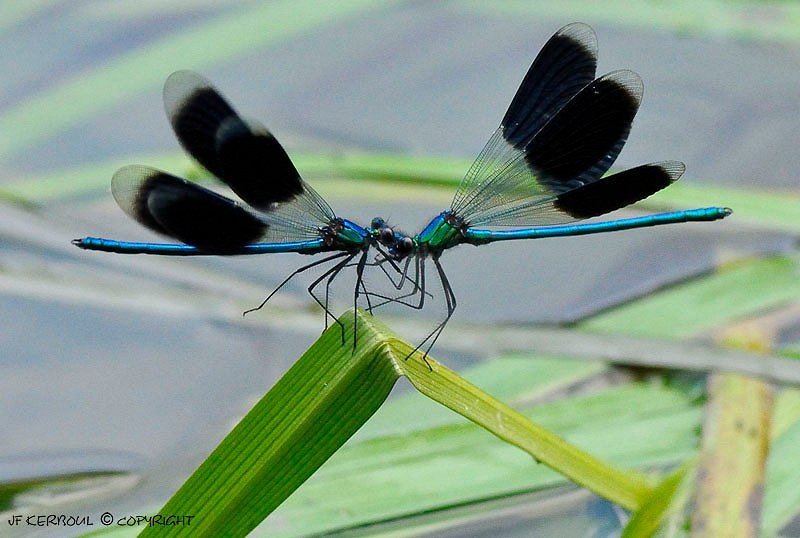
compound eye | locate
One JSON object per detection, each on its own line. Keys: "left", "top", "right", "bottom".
{"left": 380, "top": 227, "right": 394, "bottom": 242}
{"left": 400, "top": 236, "right": 414, "bottom": 252}
{"left": 371, "top": 217, "right": 385, "bottom": 229}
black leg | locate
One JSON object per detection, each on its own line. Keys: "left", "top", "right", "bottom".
{"left": 371, "top": 246, "right": 432, "bottom": 301}
{"left": 365, "top": 254, "right": 430, "bottom": 310}
{"left": 307, "top": 252, "right": 358, "bottom": 342}
{"left": 352, "top": 249, "right": 371, "bottom": 348}
{"left": 243, "top": 251, "right": 350, "bottom": 316}
{"left": 373, "top": 251, "right": 404, "bottom": 290}
{"left": 372, "top": 246, "right": 411, "bottom": 291}
{"left": 359, "top": 253, "right": 375, "bottom": 315}
{"left": 406, "top": 254, "right": 456, "bottom": 370}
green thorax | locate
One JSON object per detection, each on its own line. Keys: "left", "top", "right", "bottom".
{"left": 415, "top": 212, "right": 463, "bottom": 250}
{"left": 324, "top": 218, "right": 369, "bottom": 249}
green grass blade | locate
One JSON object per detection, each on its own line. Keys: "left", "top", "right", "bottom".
{"left": 647, "top": 182, "right": 800, "bottom": 234}
{"left": 387, "top": 336, "right": 655, "bottom": 511}
{"left": 139, "top": 312, "right": 401, "bottom": 537}
{"left": 294, "top": 151, "right": 469, "bottom": 188}
{"left": 621, "top": 463, "right": 692, "bottom": 538}
{"left": 266, "top": 381, "right": 699, "bottom": 535}
{"left": 354, "top": 353, "right": 608, "bottom": 439}
{"left": 0, "top": 152, "right": 191, "bottom": 203}
{"left": 11, "top": 148, "right": 799, "bottom": 237}
{"left": 143, "top": 311, "right": 659, "bottom": 536}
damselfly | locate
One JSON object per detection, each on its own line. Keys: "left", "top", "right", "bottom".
{"left": 74, "top": 23, "right": 730, "bottom": 357}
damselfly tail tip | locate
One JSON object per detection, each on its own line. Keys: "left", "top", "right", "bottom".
{"left": 722, "top": 207, "right": 733, "bottom": 217}
{"left": 72, "top": 238, "right": 86, "bottom": 249}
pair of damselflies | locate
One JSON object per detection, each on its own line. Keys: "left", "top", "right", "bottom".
{"left": 74, "top": 23, "right": 730, "bottom": 357}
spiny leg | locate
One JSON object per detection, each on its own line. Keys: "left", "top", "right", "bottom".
{"left": 307, "top": 252, "right": 358, "bottom": 342}
{"left": 360, "top": 272, "right": 376, "bottom": 314}
{"left": 340, "top": 254, "right": 394, "bottom": 313}
{"left": 406, "top": 255, "right": 456, "bottom": 370}
{"left": 372, "top": 246, "right": 413, "bottom": 291}
{"left": 366, "top": 257, "right": 424, "bottom": 310}
{"left": 381, "top": 250, "right": 430, "bottom": 299}
{"left": 310, "top": 252, "right": 358, "bottom": 328}
{"left": 341, "top": 251, "right": 408, "bottom": 299}
{"left": 358, "top": 251, "right": 375, "bottom": 315}
{"left": 382, "top": 248, "right": 427, "bottom": 299}
{"left": 366, "top": 254, "right": 429, "bottom": 310}
{"left": 352, "top": 249, "right": 371, "bottom": 348}
{"left": 380, "top": 256, "right": 411, "bottom": 291}
{"left": 398, "top": 254, "right": 427, "bottom": 310}
{"left": 427, "top": 255, "right": 457, "bottom": 353}
{"left": 243, "top": 251, "right": 351, "bottom": 316}
{"left": 324, "top": 250, "right": 375, "bottom": 317}
{"left": 368, "top": 249, "right": 433, "bottom": 308}
{"left": 336, "top": 247, "right": 418, "bottom": 314}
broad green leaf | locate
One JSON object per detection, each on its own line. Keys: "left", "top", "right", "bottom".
{"left": 266, "top": 381, "right": 700, "bottom": 536}
{"left": 354, "top": 353, "right": 608, "bottom": 440}
{"left": 580, "top": 256, "right": 800, "bottom": 339}
{"left": 139, "top": 311, "right": 401, "bottom": 537}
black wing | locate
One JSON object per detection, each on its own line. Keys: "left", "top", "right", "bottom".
{"left": 502, "top": 22, "right": 597, "bottom": 148}
{"left": 160, "top": 71, "right": 337, "bottom": 243}
{"left": 552, "top": 161, "right": 685, "bottom": 218}
{"left": 111, "top": 165, "right": 267, "bottom": 252}
{"left": 451, "top": 68, "right": 643, "bottom": 226}
{"left": 163, "top": 70, "right": 305, "bottom": 209}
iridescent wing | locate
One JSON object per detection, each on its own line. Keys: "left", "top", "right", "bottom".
{"left": 151, "top": 70, "right": 336, "bottom": 244}
{"left": 549, "top": 160, "right": 685, "bottom": 218}
{"left": 501, "top": 22, "right": 598, "bottom": 148}
{"left": 451, "top": 24, "right": 657, "bottom": 227}
{"left": 111, "top": 165, "right": 268, "bottom": 252}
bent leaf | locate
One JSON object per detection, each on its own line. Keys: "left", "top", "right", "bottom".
{"left": 390, "top": 336, "right": 655, "bottom": 511}
{"left": 142, "top": 310, "right": 653, "bottom": 536}
{"left": 140, "top": 312, "right": 401, "bottom": 537}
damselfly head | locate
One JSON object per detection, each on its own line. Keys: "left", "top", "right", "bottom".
{"left": 371, "top": 217, "right": 399, "bottom": 248}
{"left": 388, "top": 235, "right": 415, "bottom": 260}
{"left": 379, "top": 227, "right": 395, "bottom": 243}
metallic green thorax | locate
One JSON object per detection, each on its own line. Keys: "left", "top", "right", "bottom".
{"left": 415, "top": 212, "right": 463, "bottom": 251}
{"left": 338, "top": 225, "right": 368, "bottom": 246}
{"left": 326, "top": 218, "right": 369, "bottom": 249}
